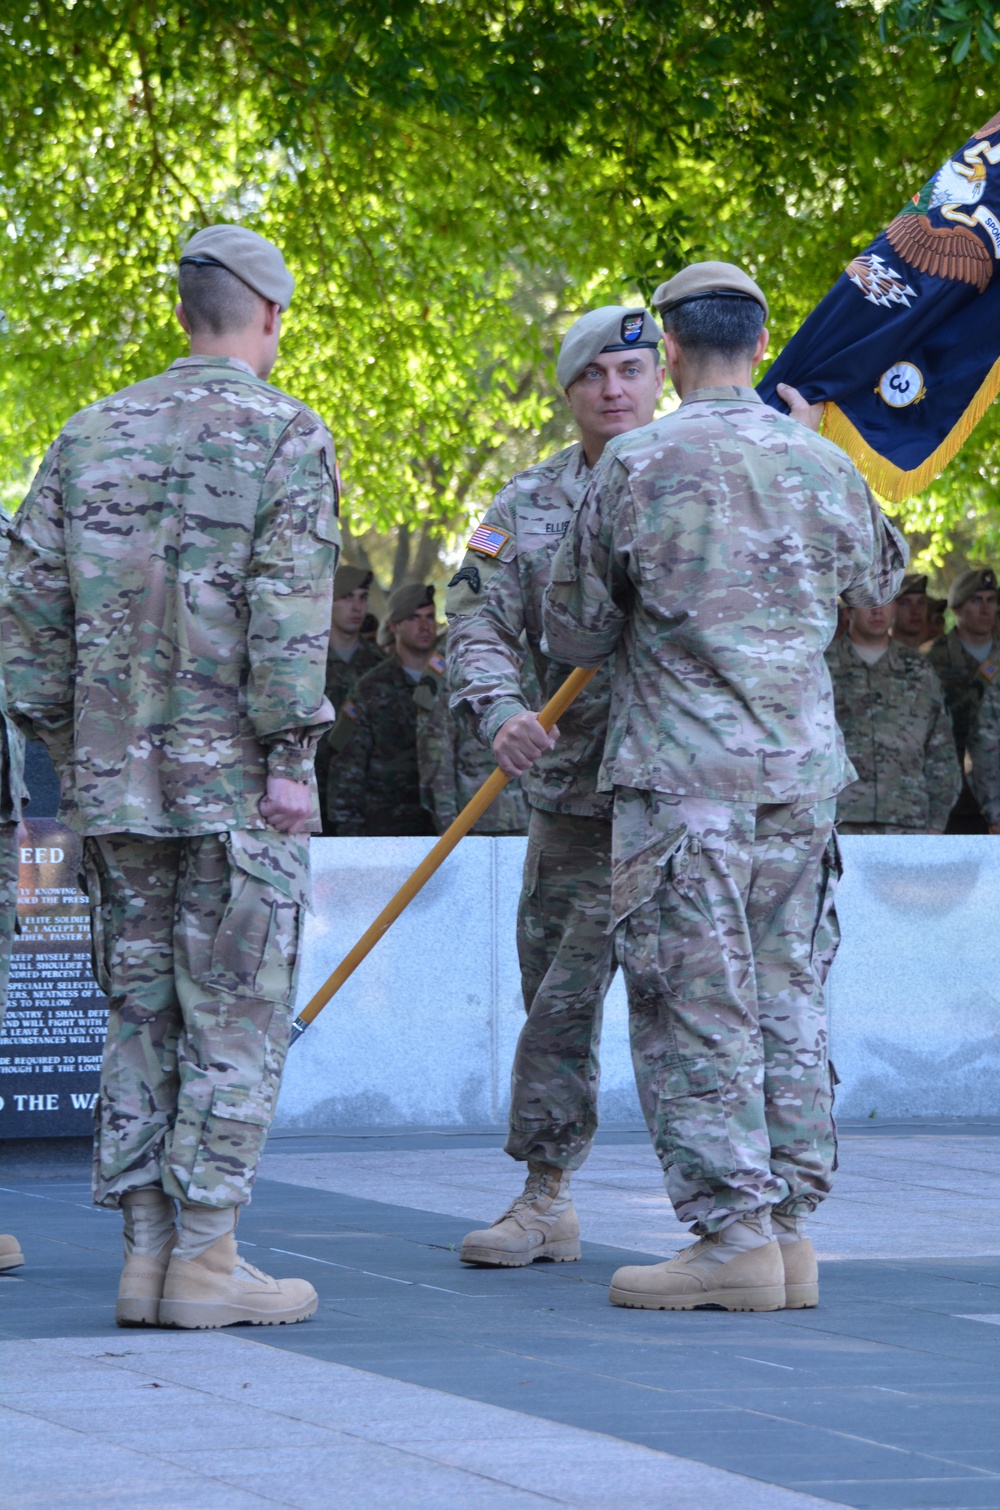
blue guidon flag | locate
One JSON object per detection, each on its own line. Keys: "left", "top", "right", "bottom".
{"left": 758, "top": 107, "right": 1000, "bottom": 502}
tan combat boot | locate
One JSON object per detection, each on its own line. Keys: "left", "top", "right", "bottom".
{"left": 116, "top": 1187, "right": 177, "bottom": 1327}
{"left": 609, "top": 1213, "right": 785, "bottom": 1312}
{"left": 460, "top": 1163, "right": 581, "bottom": 1267}
{"left": 772, "top": 1211, "right": 819, "bottom": 1309}
{"left": 159, "top": 1205, "right": 317, "bottom": 1329}
{"left": 0, "top": 1234, "right": 24, "bottom": 1271}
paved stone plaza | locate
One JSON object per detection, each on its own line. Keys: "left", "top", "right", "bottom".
{"left": 3, "top": 1121, "right": 1000, "bottom": 1509}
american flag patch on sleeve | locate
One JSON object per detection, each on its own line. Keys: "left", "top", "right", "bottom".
{"left": 467, "top": 523, "right": 510, "bottom": 558}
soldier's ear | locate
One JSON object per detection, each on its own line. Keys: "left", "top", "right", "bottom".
{"left": 175, "top": 302, "right": 191, "bottom": 336}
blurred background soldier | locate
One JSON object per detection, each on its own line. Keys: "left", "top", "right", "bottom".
{"left": 0, "top": 509, "right": 27, "bottom": 1276}
{"left": 924, "top": 595, "right": 947, "bottom": 647}
{"left": 417, "top": 650, "right": 530, "bottom": 835}
{"left": 447, "top": 305, "right": 665, "bottom": 1267}
{"left": 926, "top": 566, "right": 998, "bottom": 833}
{"left": 327, "top": 583, "right": 440, "bottom": 835}
{"left": 827, "top": 600, "right": 960, "bottom": 833}
{"left": 544, "top": 261, "right": 906, "bottom": 1313}
{"left": 0, "top": 224, "right": 338, "bottom": 1330}
{"left": 890, "top": 573, "right": 928, "bottom": 650}
{"left": 968, "top": 677, "right": 1000, "bottom": 833}
{"left": 316, "top": 564, "right": 383, "bottom": 834}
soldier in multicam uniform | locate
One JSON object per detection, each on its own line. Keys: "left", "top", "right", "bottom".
{"left": 326, "top": 583, "right": 440, "bottom": 835}
{"left": 926, "top": 566, "right": 998, "bottom": 832}
{"left": 0, "top": 509, "right": 27, "bottom": 1274}
{"left": 890, "top": 573, "right": 929, "bottom": 651}
{"left": 444, "top": 305, "right": 665, "bottom": 1267}
{"left": 968, "top": 676, "right": 1000, "bottom": 832}
{"left": 827, "top": 599, "right": 960, "bottom": 833}
{"left": 543, "top": 262, "right": 906, "bottom": 1312}
{"left": 0, "top": 226, "right": 339, "bottom": 1329}
{"left": 316, "top": 563, "right": 384, "bottom": 834}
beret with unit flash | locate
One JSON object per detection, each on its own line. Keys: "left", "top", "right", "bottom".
{"left": 947, "top": 565, "right": 997, "bottom": 610}
{"left": 556, "top": 306, "right": 662, "bottom": 388}
{"left": 385, "top": 582, "right": 436, "bottom": 623}
{"left": 334, "top": 564, "right": 374, "bottom": 600}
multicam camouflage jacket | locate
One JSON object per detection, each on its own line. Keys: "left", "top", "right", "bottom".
{"left": 446, "top": 442, "right": 613, "bottom": 820}
{"left": 0, "top": 356, "right": 339, "bottom": 837}
{"left": 0, "top": 511, "right": 25, "bottom": 825}
{"left": 418, "top": 633, "right": 529, "bottom": 835}
{"left": 968, "top": 677, "right": 1000, "bottom": 827}
{"left": 326, "top": 652, "right": 439, "bottom": 836}
{"left": 543, "top": 386, "right": 908, "bottom": 803}
{"left": 825, "top": 637, "right": 960, "bottom": 830}
{"left": 925, "top": 628, "right": 999, "bottom": 760}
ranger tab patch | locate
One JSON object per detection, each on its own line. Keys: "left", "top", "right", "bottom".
{"left": 467, "top": 523, "right": 510, "bottom": 558}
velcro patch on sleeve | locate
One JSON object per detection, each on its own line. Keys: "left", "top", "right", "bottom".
{"left": 467, "top": 523, "right": 511, "bottom": 558}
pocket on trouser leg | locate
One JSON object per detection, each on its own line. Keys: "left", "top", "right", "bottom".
{"left": 811, "top": 832, "right": 843, "bottom": 983}
{"left": 610, "top": 826, "right": 687, "bottom": 928}
{"left": 196, "top": 849, "right": 303, "bottom": 1008}
{"left": 185, "top": 1085, "right": 274, "bottom": 1207}
{"left": 81, "top": 840, "right": 115, "bottom": 998}
{"left": 655, "top": 1057, "right": 738, "bottom": 1190}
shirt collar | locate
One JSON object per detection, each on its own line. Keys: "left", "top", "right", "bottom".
{"left": 170, "top": 355, "right": 258, "bottom": 379}
{"left": 679, "top": 384, "right": 762, "bottom": 408}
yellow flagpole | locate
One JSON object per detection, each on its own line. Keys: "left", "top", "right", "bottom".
{"left": 290, "top": 665, "right": 597, "bottom": 1041}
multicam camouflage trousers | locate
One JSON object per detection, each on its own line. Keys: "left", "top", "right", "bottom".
{"left": 612, "top": 789, "right": 841, "bottom": 1235}
{"left": 505, "top": 808, "right": 619, "bottom": 1171}
{"left": 0, "top": 821, "right": 18, "bottom": 1017}
{"left": 83, "top": 829, "right": 308, "bottom": 1211}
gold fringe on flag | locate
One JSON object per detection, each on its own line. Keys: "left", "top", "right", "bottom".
{"left": 822, "top": 352, "right": 1000, "bottom": 502}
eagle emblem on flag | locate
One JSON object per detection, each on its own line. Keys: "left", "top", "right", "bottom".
{"left": 759, "top": 107, "right": 1000, "bottom": 501}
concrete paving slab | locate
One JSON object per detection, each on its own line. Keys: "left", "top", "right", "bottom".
{"left": 4, "top": 1127, "right": 1000, "bottom": 1509}
{"left": 2, "top": 1333, "right": 841, "bottom": 1510}
{"left": 261, "top": 1133, "right": 1000, "bottom": 1261}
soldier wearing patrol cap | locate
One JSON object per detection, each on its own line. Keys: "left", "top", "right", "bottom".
{"left": 445, "top": 304, "right": 665, "bottom": 1266}
{"left": 316, "top": 563, "right": 385, "bottom": 833}
{"left": 543, "top": 259, "right": 906, "bottom": 1312}
{"left": 890, "top": 573, "right": 929, "bottom": 651}
{"left": 327, "top": 583, "right": 442, "bottom": 835}
{"left": 0, "top": 223, "right": 338, "bottom": 1328}
{"left": 926, "top": 565, "right": 998, "bottom": 832}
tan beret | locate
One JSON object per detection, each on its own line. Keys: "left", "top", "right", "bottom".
{"left": 334, "top": 564, "right": 374, "bottom": 599}
{"left": 653, "top": 261, "right": 768, "bottom": 322}
{"left": 557, "top": 306, "right": 662, "bottom": 388}
{"left": 386, "top": 582, "right": 435, "bottom": 623}
{"left": 180, "top": 224, "right": 295, "bottom": 311}
{"left": 896, "top": 573, "right": 928, "bottom": 598}
{"left": 947, "top": 565, "right": 997, "bottom": 609}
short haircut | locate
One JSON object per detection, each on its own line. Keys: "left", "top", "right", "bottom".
{"left": 178, "top": 262, "right": 263, "bottom": 336}
{"left": 662, "top": 296, "right": 764, "bottom": 361}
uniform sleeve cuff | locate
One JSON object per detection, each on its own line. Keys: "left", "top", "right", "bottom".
{"left": 479, "top": 698, "right": 531, "bottom": 747}
{"left": 265, "top": 742, "right": 318, "bottom": 783}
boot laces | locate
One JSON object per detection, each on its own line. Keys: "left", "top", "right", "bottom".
{"left": 496, "top": 1169, "right": 560, "bottom": 1227}
{"left": 234, "top": 1255, "right": 273, "bottom": 1287}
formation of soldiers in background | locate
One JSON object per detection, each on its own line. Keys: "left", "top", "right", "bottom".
{"left": 318, "top": 559, "right": 1000, "bottom": 842}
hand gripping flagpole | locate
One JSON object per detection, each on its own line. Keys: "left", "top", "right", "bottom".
{"left": 289, "top": 665, "right": 597, "bottom": 1043}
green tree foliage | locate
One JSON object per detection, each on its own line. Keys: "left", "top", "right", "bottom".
{"left": 0, "top": 2, "right": 997, "bottom": 586}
